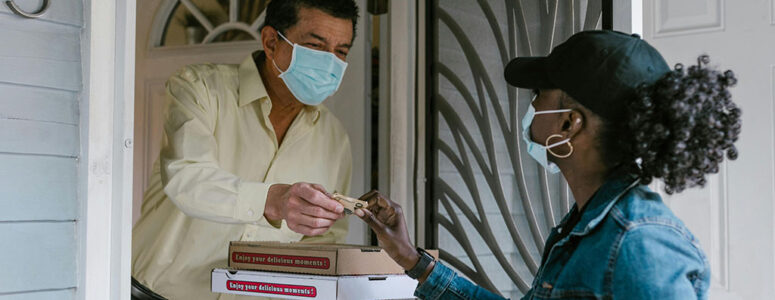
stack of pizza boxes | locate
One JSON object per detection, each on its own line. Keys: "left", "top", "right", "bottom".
{"left": 211, "top": 241, "right": 438, "bottom": 300}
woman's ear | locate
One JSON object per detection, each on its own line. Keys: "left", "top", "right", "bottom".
{"left": 561, "top": 110, "right": 584, "bottom": 139}
{"left": 261, "top": 26, "right": 279, "bottom": 61}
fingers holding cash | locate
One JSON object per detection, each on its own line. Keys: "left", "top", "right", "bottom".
{"left": 349, "top": 190, "right": 399, "bottom": 227}
{"left": 352, "top": 190, "right": 419, "bottom": 270}
{"left": 331, "top": 192, "right": 369, "bottom": 215}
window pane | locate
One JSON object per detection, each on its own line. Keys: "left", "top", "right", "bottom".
{"left": 161, "top": 0, "right": 270, "bottom": 47}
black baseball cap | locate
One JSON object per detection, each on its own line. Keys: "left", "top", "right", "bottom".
{"left": 504, "top": 30, "right": 670, "bottom": 121}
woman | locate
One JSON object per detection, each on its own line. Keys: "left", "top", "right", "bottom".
{"left": 355, "top": 30, "right": 740, "bottom": 299}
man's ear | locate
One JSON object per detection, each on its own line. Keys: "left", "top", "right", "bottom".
{"left": 561, "top": 110, "right": 584, "bottom": 139}
{"left": 261, "top": 26, "right": 279, "bottom": 60}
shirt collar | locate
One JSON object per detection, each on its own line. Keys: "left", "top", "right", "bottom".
{"left": 238, "top": 51, "right": 269, "bottom": 107}
{"left": 568, "top": 172, "right": 640, "bottom": 236}
{"left": 238, "top": 51, "right": 323, "bottom": 122}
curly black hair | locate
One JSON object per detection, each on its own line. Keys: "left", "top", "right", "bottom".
{"left": 600, "top": 55, "right": 741, "bottom": 194}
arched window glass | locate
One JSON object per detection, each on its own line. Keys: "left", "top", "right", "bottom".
{"left": 152, "top": 0, "right": 270, "bottom": 47}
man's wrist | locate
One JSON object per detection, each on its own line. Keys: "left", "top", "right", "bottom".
{"left": 264, "top": 184, "right": 288, "bottom": 222}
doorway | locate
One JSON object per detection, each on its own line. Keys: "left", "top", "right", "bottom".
{"left": 133, "top": 0, "right": 373, "bottom": 244}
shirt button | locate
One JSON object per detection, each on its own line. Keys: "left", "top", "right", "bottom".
{"left": 557, "top": 227, "right": 563, "bottom": 234}
{"left": 247, "top": 209, "right": 254, "bottom": 217}
{"left": 181, "top": 69, "right": 196, "bottom": 82}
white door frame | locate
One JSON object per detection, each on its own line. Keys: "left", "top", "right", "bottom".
{"left": 79, "top": 0, "right": 135, "bottom": 299}
{"left": 383, "top": 0, "right": 420, "bottom": 244}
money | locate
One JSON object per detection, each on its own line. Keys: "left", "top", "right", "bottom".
{"left": 331, "top": 192, "right": 369, "bottom": 215}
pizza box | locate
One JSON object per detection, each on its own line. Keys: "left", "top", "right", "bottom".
{"left": 211, "top": 268, "right": 418, "bottom": 300}
{"left": 229, "top": 241, "right": 438, "bottom": 276}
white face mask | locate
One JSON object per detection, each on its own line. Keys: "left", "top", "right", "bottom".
{"left": 521, "top": 96, "right": 572, "bottom": 174}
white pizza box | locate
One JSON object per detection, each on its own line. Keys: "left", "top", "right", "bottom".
{"left": 211, "top": 268, "right": 419, "bottom": 300}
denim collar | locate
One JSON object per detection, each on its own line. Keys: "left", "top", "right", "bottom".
{"left": 567, "top": 172, "right": 640, "bottom": 236}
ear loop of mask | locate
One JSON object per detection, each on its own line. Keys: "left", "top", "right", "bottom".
{"left": 531, "top": 97, "right": 573, "bottom": 158}
{"left": 272, "top": 31, "right": 294, "bottom": 74}
{"left": 276, "top": 31, "right": 293, "bottom": 45}
{"left": 533, "top": 107, "right": 572, "bottom": 156}
{"left": 534, "top": 108, "right": 572, "bottom": 115}
{"left": 530, "top": 93, "right": 572, "bottom": 115}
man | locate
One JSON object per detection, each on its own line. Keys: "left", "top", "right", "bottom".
{"left": 131, "top": 1, "right": 360, "bottom": 299}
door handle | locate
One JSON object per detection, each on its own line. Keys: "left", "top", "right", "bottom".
{"left": 5, "top": 0, "right": 49, "bottom": 19}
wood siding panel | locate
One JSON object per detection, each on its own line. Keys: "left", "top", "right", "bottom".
{"left": 0, "top": 84, "right": 78, "bottom": 125}
{"left": 0, "top": 119, "right": 78, "bottom": 157}
{"left": 0, "top": 154, "right": 77, "bottom": 221}
{"left": 0, "top": 0, "right": 83, "bottom": 296}
{"left": 0, "top": 222, "right": 77, "bottom": 293}
{"left": 0, "top": 289, "right": 75, "bottom": 300}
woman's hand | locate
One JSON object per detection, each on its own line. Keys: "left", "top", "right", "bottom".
{"left": 355, "top": 190, "right": 420, "bottom": 270}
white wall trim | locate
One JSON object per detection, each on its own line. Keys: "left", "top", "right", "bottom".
{"left": 612, "top": 0, "right": 643, "bottom": 34}
{"left": 632, "top": 0, "right": 643, "bottom": 36}
{"left": 79, "top": 0, "right": 135, "bottom": 299}
{"left": 771, "top": 0, "right": 775, "bottom": 25}
{"left": 771, "top": 64, "right": 775, "bottom": 292}
{"left": 387, "top": 0, "right": 418, "bottom": 243}
{"left": 414, "top": 0, "right": 427, "bottom": 248}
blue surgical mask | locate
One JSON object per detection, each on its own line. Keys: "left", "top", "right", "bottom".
{"left": 521, "top": 97, "right": 572, "bottom": 174}
{"left": 272, "top": 32, "right": 348, "bottom": 106}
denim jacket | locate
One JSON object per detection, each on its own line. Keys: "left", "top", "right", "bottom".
{"left": 415, "top": 174, "right": 710, "bottom": 299}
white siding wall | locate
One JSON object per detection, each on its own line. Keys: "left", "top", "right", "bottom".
{"left": 0, "top": 1, "right": 83, "bottom": 299}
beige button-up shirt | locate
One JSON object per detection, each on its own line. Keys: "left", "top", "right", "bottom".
{"left": 132, "top": 54, "right": 352, "bottom": 299}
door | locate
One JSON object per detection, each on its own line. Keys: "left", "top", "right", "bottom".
{"left": 134, "top": 0, "right": 371, "bottom": 243}
{"left": 643, "top": 1, "right": 775, "bottom": 299}
{"left": 425, "top": 1, "right": 604, "bottom": 298}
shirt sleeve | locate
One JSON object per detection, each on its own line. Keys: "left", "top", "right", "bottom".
{"left": 611, "top": 225, "right": 710, "bottom": 299}
{"left": 159, "top": 66, "right": 272, "bottom": 224}
{"left": 415, "top": 262, "right": 508, "bottom": 300}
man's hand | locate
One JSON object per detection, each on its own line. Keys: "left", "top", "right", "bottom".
{"left": 264, "top": 183, "right": 345, "bottom": 236}
{"left": 355, "top": 191, "right": 420, "bottom": 271}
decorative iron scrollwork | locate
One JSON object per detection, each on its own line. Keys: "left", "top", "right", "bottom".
{"left": 428, "top": 1, "right": 605, "bottom": 298}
